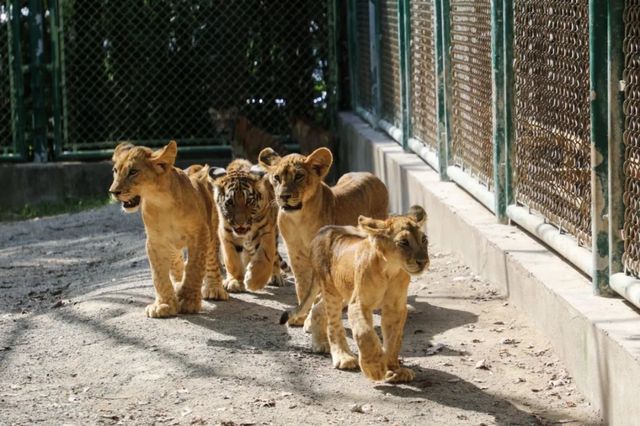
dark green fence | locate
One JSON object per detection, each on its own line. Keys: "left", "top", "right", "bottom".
{"left": 2, "top": 0, "right": 338, "bottom": 161}
{"left": 1, "top": 1, "right": 26, "bottom": 161}
{"left": 347, "top": 0, "right": 640, "bottom": 309}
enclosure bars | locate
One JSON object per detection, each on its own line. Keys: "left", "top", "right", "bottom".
{"left": 346, "top": 1, "right": 636, "bottom": 300}
{"left": 29, "top": 0, "right": 47, "bottom": 162}
{"left": 610, "top": 0, "right": 640, "bottom": 309}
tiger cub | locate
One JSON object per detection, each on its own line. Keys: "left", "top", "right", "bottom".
{"left": 211, "top": 159, "right": 285, "bottom": 292}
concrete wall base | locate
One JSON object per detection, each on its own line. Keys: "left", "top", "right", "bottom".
{"left": 0, "top": 157, "right": 230, "bottom": 211}
{"left": 339, "top": 112, "right": 640, "bottom": 425}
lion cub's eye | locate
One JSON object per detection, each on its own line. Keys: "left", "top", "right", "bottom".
{"left": 294, "top": 172, "right": 304, "bottom": 181}
{"left": 398, "top": 239, "right": 410, "bottom": 247}
{"left": 421, "top": 235, "right": 428, "bottom": 245}
{"left": 128, "top": 169, "right": 139, "bottom": 177}
{"left": 274, "top": 175, "right": 281, "bottom": 183}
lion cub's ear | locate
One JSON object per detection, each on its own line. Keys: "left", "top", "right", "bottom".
{"left": 112, "top": 142, "right": 134, "bottom": 163}
{"left": 358, "top": 215, "right": 390, "bottom": 237}
{"left": 150, "top": 140, "right": 178, "bottom": 173}
{"left": 258, "top": 147, "right": 281, "bottom": 169}
{"left": 305, "top": 147, "right": 333, "bottom": 179}
{"left": 407, "top": 205, "right": 427, "bottom": 227}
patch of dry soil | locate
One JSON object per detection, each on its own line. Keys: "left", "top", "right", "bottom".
{"left": 0, "top": 204, "right": 602, "bottom": 425}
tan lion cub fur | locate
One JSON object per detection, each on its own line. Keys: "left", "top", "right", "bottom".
{"left": 282, "top": 206, "right": 429, "bottom": 382}
{"left": 258, "top": 147, "right": 389, "bottom": 325}
{"left": 109, "top": 141, "right": 228, "bottom": 318}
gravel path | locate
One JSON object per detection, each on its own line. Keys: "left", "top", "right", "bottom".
{"left": 0, "top": 204, "right": 602, "bottom": 425}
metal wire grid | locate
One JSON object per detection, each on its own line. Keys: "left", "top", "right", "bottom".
{"left": 379, "top": 0, "right": 401, "bottom": 127}
{"left": 57, "top": 0, "right": 330, "bottom": 151}
{"left": 409, "top": 0, "right": 438, "bottom": 148}
{"left": 449, "top": 0, "right": 493, "bottom": 186}
{"left": 1, "top": 4, "right": 12, "bottom": 154}
{"left": 513, "top": 0, "right": 591, "bottom": 246}
{"left": 355, "top": 0, "right": 372, "bottom": 112}
{"left": 623, "top": 0, "right": 640, "bottom": 276}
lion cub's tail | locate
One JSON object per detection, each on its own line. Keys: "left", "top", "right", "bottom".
{"left": 279, "top": 277, "right": 320, "bottom": 325}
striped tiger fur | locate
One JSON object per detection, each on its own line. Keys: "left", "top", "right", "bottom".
{"left": 210, "top": 159, "right": 286, "bottom": 292}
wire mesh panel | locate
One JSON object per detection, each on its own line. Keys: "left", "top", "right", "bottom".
{"left": 379, "top": 0, "right": 400, "bottom": 127}
{"left": 1, "top": 2, "right": 15, "bottom": 157}
{"left": 449, "top": 0, "right": 493, "bottom": 185}
{"left": 513, "top": 0, "right": 591, "bottom": 246}
{"left": 409, "top": 0, "right": 437, "bottom": 148}
{"left": 355, "top": 0, "right": 372, "bottom": 112}
{"left": 56, "top": 0, "right": 331, "bottom": 153}
{"left": 623, "top": 0, "right": 640, "bottom": 276}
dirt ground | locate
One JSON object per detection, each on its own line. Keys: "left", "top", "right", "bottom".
{"left": 0, "top": 204, "right": 602, "bottom": 425}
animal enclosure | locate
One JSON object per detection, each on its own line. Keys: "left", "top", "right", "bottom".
{"left": 347, "top": 0, "right": 640, "bottom": 309}
{"left": 0, "top": 0, "right": 337, "bottom": 160}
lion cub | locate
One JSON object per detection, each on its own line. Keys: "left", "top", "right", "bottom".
{"left": 258, "top": 147, "right": 389, "bottom": 326}
{"left": 282, "top": 206, "right": 429, "bottom": 382}
{"left": 109, "top": 141, "right": 228, "bottom": 318}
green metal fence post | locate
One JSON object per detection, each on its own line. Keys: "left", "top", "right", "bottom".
{"left": 347, "top": 0, "right": 359, "bottom": 111}
{"left": 49, "top": 0, "right": 64, "bottom": 160}
{"left": 608, "top": 0, "right": 625, "bottom": 278}
{"left": 434, "top": 0, "right": 451, "bottom": 180}
{"left": 589, "top": 0, "right": 613, "bottom": 295}
{"left": 7, "top": 0, "right": 26, "bottom": 161}
{"left": 398, "top": 0, "right": 411, "bottom": 151}
{"left": 502, "top": 0, "right": 514, "bottom": 208}
{"left": 28, "top": 0, "right": 48, "bottom": 162}
{"left": 491, "top": 0, "right": 506, "bottom": 222}
{"left": 328, "top": 0, "right": 339, "bottom": 135}
{"left": 370, "top": 0, "right": 382, "bottom": 124}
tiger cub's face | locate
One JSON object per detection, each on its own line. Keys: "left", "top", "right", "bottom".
{"left": 212, "top": 170, "right": 273, "bottom": 237}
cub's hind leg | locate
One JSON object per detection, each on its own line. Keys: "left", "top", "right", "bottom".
{"left": 202, "top": 237, "right": 229, "bottom": 301}
{"left": 170, "top": 250, "right": 185, "bottom": 286}
{"left": 323, "top": 287, "right": 357, "bottom": 369}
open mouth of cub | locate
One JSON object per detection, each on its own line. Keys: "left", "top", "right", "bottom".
{"left": 281, "top": 203, "right": 302, "bottom": 211}
{"left": 233, "top": 226, "right": 249, "bottom": 235}
{"left": 122, "top": 196, "right": 141, "bottom": 209}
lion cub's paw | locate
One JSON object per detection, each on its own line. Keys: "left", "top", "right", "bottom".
{"left": 202, "top": 284, "right": 230, "bottom": 301}
{"left": 360, "top": 359, "right": 387, "bottom": 381}
{"left": 267, "top": 273, "right": 286, "bottom": 287}
{"left": 332, "top": 353, "right": 358, "bottom": 370}
{"left": 177, "top": 294, "right": 202, "bottom": 315}
{"left": 145, "top": 300, "right": 178, "bottom": 318}
{"left": 311, "top": 338, "right": 331, "bottom": 354}
{"left": 384, "top": 367, "right": 415, "bottom": 383}
{"left": 223, "top": 277, "right": 246, "bottom": 293}
{"left": 286, "top": 315, "right": 306, "bottom": 327}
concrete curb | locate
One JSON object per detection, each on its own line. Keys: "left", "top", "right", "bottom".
{"left": 338, "top": 112, "right": 640, "bottom": 425}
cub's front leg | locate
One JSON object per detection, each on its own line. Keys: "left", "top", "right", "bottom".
{"left": 348, "top": 302, "right": 386, "bottom": 381}
{"left": 145, "top": 240, "right": 178, "bottom": 318}
{"left": 286, "top": 246, "right": 314, "bottom": 326}
{"left": 201, "top": 237, "right": 229, "bottom": 301}
{"left": 220, "top": 236, "right": 246, "bottom": 293}
{"left": 381, "top": 282, "right": 413, "bottom": 383}
{"left": 245, "top": 231, "right": 279, "bottom": 291}
{"left": 175, "top": 235, "right": 206, "bottom": 314}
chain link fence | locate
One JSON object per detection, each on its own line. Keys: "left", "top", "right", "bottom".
{"left": 1, "top": 2, "right": 15, "bottom": 157}
{"left": 409, "top": 0, "right": 437, "bottom": 149}
{"left": 449, "top": 0, "right": 493, "bottom": 186}
{"left": 379, "top": 0, "right": 401, "bottom": 127}
{"left": 623, "top": 0, "right": 640, "bottom": 276}
{"left": 355, "top": 0, "right": 372, "bottom": 112}
{"left": 54, "top": 0, "right": 331, "bottom": 154}
{"left": 513, "top": 0, "right": 591, "bottom": 246}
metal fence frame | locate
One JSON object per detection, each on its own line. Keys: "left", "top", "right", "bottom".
{"left": 347, "top": 0, "right": 640, "bottom": 309}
